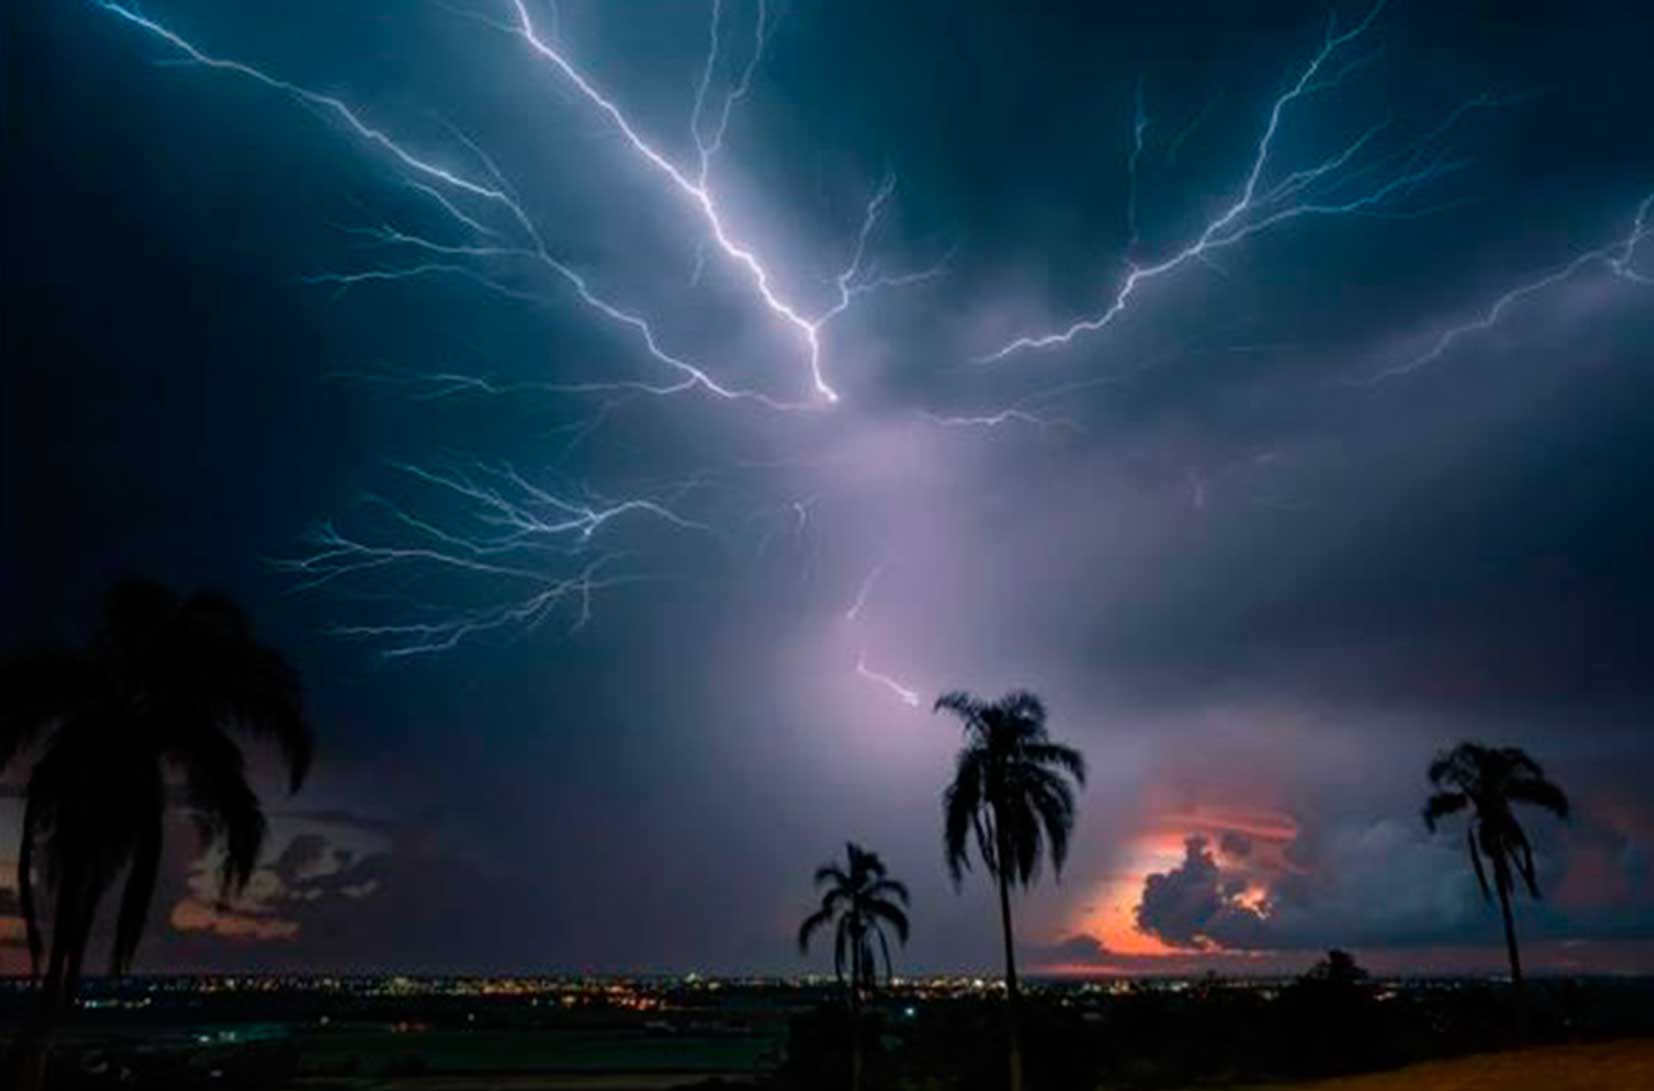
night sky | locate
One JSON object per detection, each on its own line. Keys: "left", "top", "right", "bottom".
{"left": 5, "top": 0, "right": 1654, "bottom": 977}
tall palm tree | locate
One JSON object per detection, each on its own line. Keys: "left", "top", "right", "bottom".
{"left": 1, "top": 578, "right": 312, "bottom": 1089}
{"left": 1423, "top": 742, "right": 1569, "bottom": 996}
{"left": 935, "top": 690, "right": 1085, "bottom": 1091}
{"left": 798, "top": 841, "right": 909, "bottom": 1091}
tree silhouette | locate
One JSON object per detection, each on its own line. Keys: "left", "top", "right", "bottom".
{"left": 799, "top": 841, "right": 909, "bottom": 1091}
{"left": 1, "top": 578, "right": 312, "bottom": 1089}
{"left": 1285, "top": 949, "right": 1378, "bottom": 1076}
{"left": 1424, "top": 742, "right": 1569, "bottom": 999}
{"left": 1302, "top": 948, "right": 1369, "bottom": 989}
{"left": 935, "top": 689, "right": 1085, "bottom": 1091}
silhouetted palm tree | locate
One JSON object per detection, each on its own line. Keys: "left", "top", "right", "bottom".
{"left": 935, "top": 689, "right": 1085, "bottom": 1091}
{"left": 798, "top": 842, "right": 909, "bottom": 1091}
{"left": 1, "top": 578, "right": 312, "bottom": 1089}
{"left": 1424, "top": 742, "right": 1569, "bottom": 996}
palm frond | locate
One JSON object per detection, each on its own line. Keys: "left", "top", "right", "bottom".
{"left": 110, "top": 770, "right": 166, "bottom": 975}
{"left": 932, "top": 691, "right": 984, "bottom": 723}
{"left": 1000, "top": 690, "right": 1047, "bottom": 728}
{"left": 208, "top": 643, "right": 312, "bottom": 794}
{"left": 1467, "top": 826, "right": 1492, "bottom": 902}
{"left": 847, "top": 843, "right": 888, "bottom": 882}
{"left": 942, "top": 763, "right": 982, "bottom": 884}
{"left": 172, "top": 729, "right": 267, "bottom": 898}
{"left": 1027, "top": 777, "right": 1075, "bottom": 878}
{"left": 867, "top": 897, "right": 910, "bottom": 943}
{"left": 47, "top": 850, "right": 94, "bottom": 990}
{"left": 0, "top": 649, "right": 102, "bottom": 774}
{"left": 1509, "top": 821, "right": 1541, "bottom": 898}
{"left": 1506, "top": 775, "right": 1570, "bottom": 820}
{"left": 973, "top": 809, "right": 998, "bottom": 876}
{"left": 866, "top": 877, "right": 909, "bottom": 905}
{"left": 146, "top": 593, "right": 313, "bottom": 793}
{"left": 1009, "top": 791, "right": 1045, "bottom": 886}
{"left": 1498, "top": 746, "right": 1546, "bottom": 782}
{"left": 19, "top": 789, "right": 43, "bottom": 978}
{"left": 1429, "top": 742, "right": 1484, "bottom": 790}
{"left": 1423, "top": 791, "right": 1468, "bottom": 831}
{"left": 1025, "top": 764, "right": 1077, "bottom": 815}
{"left": 1025, "top": 741, "right": 1086, "bottom": 785}
{"left": 814, "top": 864, "right": 850, "bottom": 888}
{"left": 798, "top": 906, "right": 834, "bottom": 953}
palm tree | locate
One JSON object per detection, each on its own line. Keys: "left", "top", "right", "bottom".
{"left": 935, "top": 690, "right": 1085, "bottom": 1091}
{"left": 1, "top": 577, "right": 312, "bottom": 1089}
{"left": 1423, "top": 742, "right": 1569, "bottom": 998}
{"left": 798, "top": 841, "right": 910, "bottom": 1091}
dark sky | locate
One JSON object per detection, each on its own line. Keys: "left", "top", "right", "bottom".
{"left": 4, "top": 0, "right": 1654, "bottom": 976}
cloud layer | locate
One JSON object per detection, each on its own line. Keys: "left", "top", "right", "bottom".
{"left": 5, "top": 0, "right": 1654, "bottom": 976}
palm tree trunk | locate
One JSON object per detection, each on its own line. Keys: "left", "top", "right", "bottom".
{"left": 997, "top": 865, "right": 1024, "bottom": 1091}
{"left": 1497, "top": 883, "right": 1524, "bottom": 992}
{"left": 1495, "top": 872, "right": 1527, "bottom": 1037}
{"left": 850, "top": 1004, "right": 863, "bottom": 1091}
{"left": 15, "top": 868, "right": 103, "bottom": 1091}
{"left": 12, "top": 1031, "right": 48, "bottom": 1091}
{"left": 14, "top": 876, "right": 83, "bottom": 1091}
{"left": 849, "top": 938, "right": 863, "bottom": 1091}
{"left": 15, "top": 935, "right": 73, "bottom": 1090}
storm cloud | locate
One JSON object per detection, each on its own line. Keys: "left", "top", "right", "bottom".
{"left": 6, "top": 0, "right": 1654, "bottom": 976}
{"left": 1135, "top": 837, "right": 1269, "bottom": 950}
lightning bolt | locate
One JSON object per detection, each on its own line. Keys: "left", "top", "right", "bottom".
{"left": 981, "top": 0, "right": 1477, "bottom": 363}
{"left": 844, "top": 561, "right": 887, "bottom": 622}
{"left": 1365, "top": 191, "right": 1654, "bottom": 382}
{"left": 922, "top": 362, "right": 1159, "bottom": 434}
{"left": 691, "top": 0, "right": 769, "bottom": 174}
{"left": 856, "top": 650, "right": 922, "bottom": 708}
{"left": 501, "top": 0, "right": 946, "bottom": 405}
{"left": 94, "top": 0, "right": 1605, "bottom": 674}
{"left": 93, "top": 0, "right": 951, "bottom": 646}
{"left": 276, "top": 462, "right": 703, "bottom": 656}
{"left": 841, "top": 561, "right": 923, "bottom": 708}
{"left": 921, "top": 408, "right": 1072, "bottom": 433}
{"left": 93, "top": 0, "right": 931, "bottom": 410}
{"left": 327, "top": 169, "right": 944, "bottom": 410}
{"left": 1124, "top": 75, "right": 1150, "bottom": 251}
{"left": 322, "top": 555, "right": 634, "bottom": 658}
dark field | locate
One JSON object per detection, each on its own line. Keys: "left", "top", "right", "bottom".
{"left": 1231, "top": 1041, "right": 1654, "bottom": 1091}
{"left": 4, "top": 974, "right": 1654, "bottom": 1090}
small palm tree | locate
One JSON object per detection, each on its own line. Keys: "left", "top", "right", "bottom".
{"left": 1424, "top": 742, "right": 1569, "bottom": 995}
{"left": 935, "top": 690, "right": 1085, "bottom": 1091}
{"left": 1, "top": 578, "right": 312, "bottom": 1089}
{"left": 798, "top": 842, "right": 909, "bottom": 1091}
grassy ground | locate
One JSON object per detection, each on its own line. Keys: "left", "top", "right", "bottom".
{"left": 1226, "top": 1039, "right": 1654, "bottom": 1091}
{"left": 286, "top": 1025, "right": 776, "bottom": 1089}
{"left": 295, "top": 1076, "right": 753, "bottom": 1089}
{"left": 296, "top": 1026, "right": 775, "bottom": 1073}
{"left": 295, "top": 1039, "right": 1654, "bottom": 1089}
